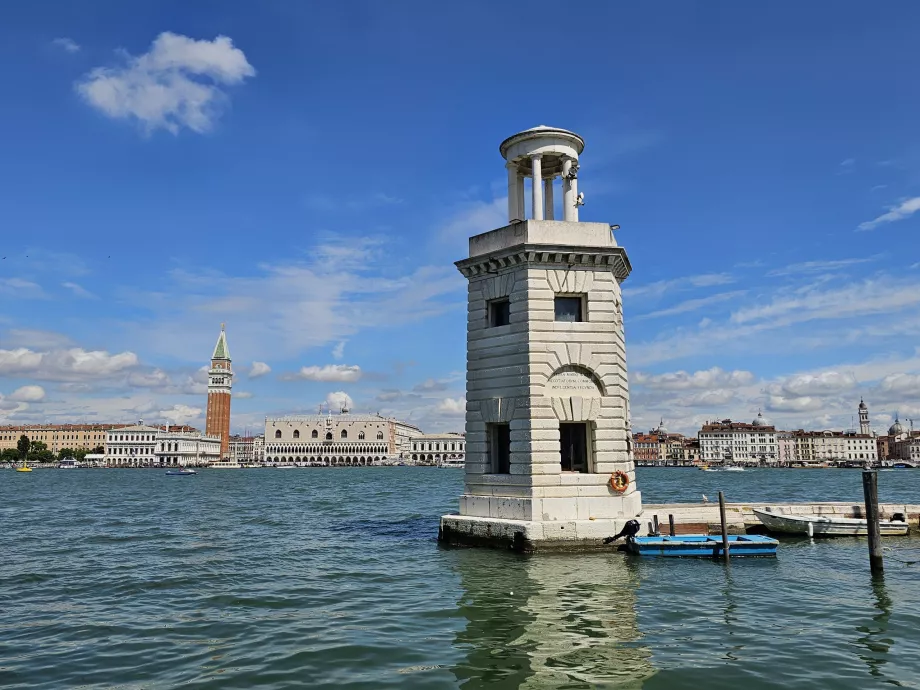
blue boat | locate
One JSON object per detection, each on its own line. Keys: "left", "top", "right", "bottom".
{"left": 627, "top": 534, "right": 778, "bottom": 558}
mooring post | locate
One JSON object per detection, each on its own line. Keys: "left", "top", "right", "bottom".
{"left": 668, "top": 514, "right": 676, "bottom": 537}
{"left": 652, "top": 514, "right": 660, "bottom": 536}
{"left": 862, "top": 469, "right": 883, "bottom": 575}
{"left": 718, "top": 490, "right": 730, "bottom": 561}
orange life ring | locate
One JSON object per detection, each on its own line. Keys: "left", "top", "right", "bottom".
{"left": 609, "top": 471, "right": 629, "bottom": 493}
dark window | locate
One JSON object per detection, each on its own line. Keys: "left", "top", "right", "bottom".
{"left": 554, "top": 295, "right": 584, "bottom": 322}
{"left": 341, "top": 430, "right": 348, "bottom": 439}
{"left": 312, "top": 429, "right": 318, "bottom": 438}
{"left": 377, "top": 431, "right": 384, "bottom": 440}
{"left": 275, "top": 429, "right": 282, "bottom": 439}
{"left": 326, "top": 432, "right": 333, "bottom": 441}
{"left": 489, "top": 298, "right": 511, "bottom": 327}
{"left": 293, "top": 430, "right": 300, "bottom": 439}
{"left": 489, "top": 423, "right": 511, "bottom": 474}
{"left": 560, "top": 422, "right": 589, "bottom": 472}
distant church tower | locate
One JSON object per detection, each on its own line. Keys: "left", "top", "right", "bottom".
{"left": 206, "top": 324, "right": 233, "bottom": 458}
{"left": 859, "top": 398, "right": 870, "bottom": 436}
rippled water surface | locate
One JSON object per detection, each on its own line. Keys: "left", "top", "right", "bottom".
{"left": 2, "top": 467, "right": 919, "bottom": 689}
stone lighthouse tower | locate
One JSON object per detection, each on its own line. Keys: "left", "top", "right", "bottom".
{"left": 439, "top": 126, "right": 641, "bottom": 550}
{"left": 206, "top": 324, "right": 233, "bottom": 458}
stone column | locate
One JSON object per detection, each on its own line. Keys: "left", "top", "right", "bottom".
{"left": 543, "top": 177, "right": 554, "bottom": 220}
{"left": 531, "top": 155, "right": 543, "bottom": 221}
{"left": 516, "top": 174, "right": 526, "bottom": 220}
{"left": 507, "top": 162, "right": 519, "bottom": 221}
{"left": 562, "top": 158, "right": 575, "bottom": 221}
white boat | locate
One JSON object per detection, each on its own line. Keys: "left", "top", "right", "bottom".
{"left": 208, "top": 461, "right": 242, "bottom": 469}
{"left": 438, "top": 458, "right": 465, "bottom": 469}
{"left": 753, "top": 508, "right": 909, "bottom": 537}
{"left": 58, "top": 458, "right": 80, "bottom": 469}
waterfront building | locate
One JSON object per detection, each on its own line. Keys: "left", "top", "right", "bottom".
{"left": 810, "top": 430, "right": 878, "bottom": 463}
{"left": 264, "top": 412, "right": 422, "bottom": 466}
{"left": 228, "top": 435, "right": 256, "bottom": 464}
{"left": 441, "top": 125, "right": 640, "bottom": 550}
{"left": 407, "top": 433, "right": 465, "bottom": 465}
{"left": 699, "top": 413, "right": 777, "bottom": 465}
{"left": 156, "top": 430, "right": 221, "bottom": 466}
{"left": 104, "top": 423, "right": 162, "bottom": 467}
{"left": 777, "top": 431, "right": 795, "bottom": 465}
{"left": 632, "top": 433, "right": 659, "bottom": 464}
{"left": 252, "top": 434, "right": 265, "bottom": 463}
{"left": 205, "top": 324, "right": 233, "bottom": 458}
{"left": 0, "top": 423, "right": 128, "bottom": 454}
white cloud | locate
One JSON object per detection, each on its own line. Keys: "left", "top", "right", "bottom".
{"left": 326, "top": 391, "right": 353, "bottom": 412}
{"left": 766, "top": 396, "right": 824, "bottom": 413}
{"left": 673, "top": 389, "right": 736, "bottom": 407}
{"left": 249, "top": 361, "right": 271, "bottom": 378}
{"left": 0, "top": 278, "right": 45, "bottom": 299}
{"left": 332, "top": 341, "right": 346, "bottom": 360}
{"left": 857, "top": 196, "right": 920, "bottom": 231}
{"left": 766, "top": 257, "right": 875, "bottom": 277}
{"left": 288, "top": 364, "right": 362, "bottom": 383}
{"left": 52, "top": 37, "right": 80, "bottom": 53}
{"left": 623, "top": 273, "right": 734, "bottom": 300}
{"left": 769, "top": 371, "right": 857, "bottom": 398}
{"left": 3, "top": 329, "right": 74, "bottom": 349}
{"left": 76, "top": 31, "right": 255, "bottom": 135}
{"left": 0, "top": 347, "right": 138, "bottom": 381}
{"left": 879, "top": 373, "right": 920, "bottom": 398}
{"left": 632, "top": 367, "right": 755, "bottom": 390}
{"left": 62, "top": 281, "right": 96, "bottom": 299}
{"left": 127, "top": 369, "right": 171, "bottom": 388}
{"left": 634, "top": 291, "right": 745, "bottom": 320}
{"left": 158, "top": 404, "right": 202, "bottom": 425}
{"left": 235, "top": 391, "right": 254, "bottom": 399}
{"left": 438, "top": 197, "right": 507, "bottom": 244}
{"left": 437, "top": 397, "right": 466, "bottom": 414}
{"left": 9, "top": 385, "right": 46, "bottom": 402}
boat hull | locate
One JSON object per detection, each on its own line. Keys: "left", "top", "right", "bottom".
{"left": 627, "top": 534, "right": 778, "bottom": 558}
{"left": 753, "top": 508, "right": 909, "bottom": 537}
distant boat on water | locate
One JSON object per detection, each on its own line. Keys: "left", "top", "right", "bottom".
{"left": 166, "top": 468, "right": 197, "bottom": 476}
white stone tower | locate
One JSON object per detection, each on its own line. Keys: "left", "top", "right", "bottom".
{"left": 439, "top": 126, "right": 641, "bottom": 551}
{"left": 859, "top": 398, "right": 870, "bottom": 436}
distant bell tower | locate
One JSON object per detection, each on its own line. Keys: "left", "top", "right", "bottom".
{"left": 859, "top": 398, "right": 870, "bottom": 436}
{"left": 206, "top": 324, "right": 233, "bottom": 458}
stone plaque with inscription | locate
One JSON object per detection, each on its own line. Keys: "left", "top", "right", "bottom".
{"left": 545, "top": 368, "right": 602, "bottom": 398}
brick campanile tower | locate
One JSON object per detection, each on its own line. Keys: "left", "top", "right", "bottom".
{"left": 206, "top": 324, "right": 232, "bottom": 458}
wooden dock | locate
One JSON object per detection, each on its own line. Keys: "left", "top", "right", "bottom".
{"left": 642, "top": 502, "right": 920, "bottom": 536}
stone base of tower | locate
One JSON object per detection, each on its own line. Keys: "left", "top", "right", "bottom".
{"left": 438, "top": 491, "right": 644, "bottom": 552}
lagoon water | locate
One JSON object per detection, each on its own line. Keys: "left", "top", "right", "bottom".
{"left": 2, "top": 467, "right": 919, "bottom": 689}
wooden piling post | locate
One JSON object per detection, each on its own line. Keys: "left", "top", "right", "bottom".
{"left": 652, "top": 515, "right": 660, "bottom": 536}
{"left": 668, "top": 514, "right": 676, "bottom": 537}
{"left": 718, "top": 490, "right": 730, "bottom": 561}
{"left": 862, "top": 470, "right": 883, "bottom": 575}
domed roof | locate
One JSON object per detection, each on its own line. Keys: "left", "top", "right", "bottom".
{"left": 889, "top": 417, "right": 904, "bottom": 436}
{"left": 859, "top": 398, "right": 867, "bottom": 410}
{"left": 656, "top": 419, "right": 668, "bottom": 435}
{"left": 752, "top": 411, "right": 769, "bottom": 427}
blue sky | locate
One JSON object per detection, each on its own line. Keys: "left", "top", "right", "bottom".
{"left": 2, "top": 1, "right": 920, "bottom": 435}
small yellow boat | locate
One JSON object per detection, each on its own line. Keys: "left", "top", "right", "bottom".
{"left": 15, "top": 459, "right": 31, "bottom": 472}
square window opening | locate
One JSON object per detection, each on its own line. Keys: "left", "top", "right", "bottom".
{"left": 554, "top": 295, "right": 585, "bottom": 322}
{"left": 489, "top": 298, "right": 511, "bottom": 327}
{"left": 489, "top": 423, "right": 511, "bottom": 474}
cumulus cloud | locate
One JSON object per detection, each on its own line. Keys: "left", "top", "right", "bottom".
{"left": 437, "top": 397, "right": 466, "bottom": 414}
{"left": 127, "top": 369, "right": 171, "bottom": 388}
{"left": 766, "top": 396, "right": 824, "bottom": 413}
{"left": 673, "top": 389, "right": 736, "bottom": 407}
{"left": 770, "top": 371, "right": 857, "bottom": 398}
{"left": 879, "top": 373, "right": 920, "bottom": 398}
{"left": 158, "top": 404, "right": 202, "bottom": 425}
{"left": 249, "top": 361, "right": 271, "bottom": 378}
{"left": 76, "top": 31, "right": 255, "bottom": 134}
{"left": 0, "top": 347, "right": 138, "bottom": 381}
{"left": 857, "top": 196, "right": 920, "bottom": 231}
{"left": 326, "top": 391, "right": 353, "bottom": 412}
{"left": 288, "top": 364, "right": 362, "bottom": 383}
{"left": 632, "top": 367, "right": 755, "bottom": 390}
{"left": 52, "top": 37, "right": 80, "bottom": 53}
{"left": 8, "top": 385, "right": 46, "bottom": 402}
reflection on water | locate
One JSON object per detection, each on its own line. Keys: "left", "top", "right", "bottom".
{"left": 450, "top": 550, "right": 653, "bottom": 689}
{"left": 855, "top": 576, "right": 894, "bottom": 681}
